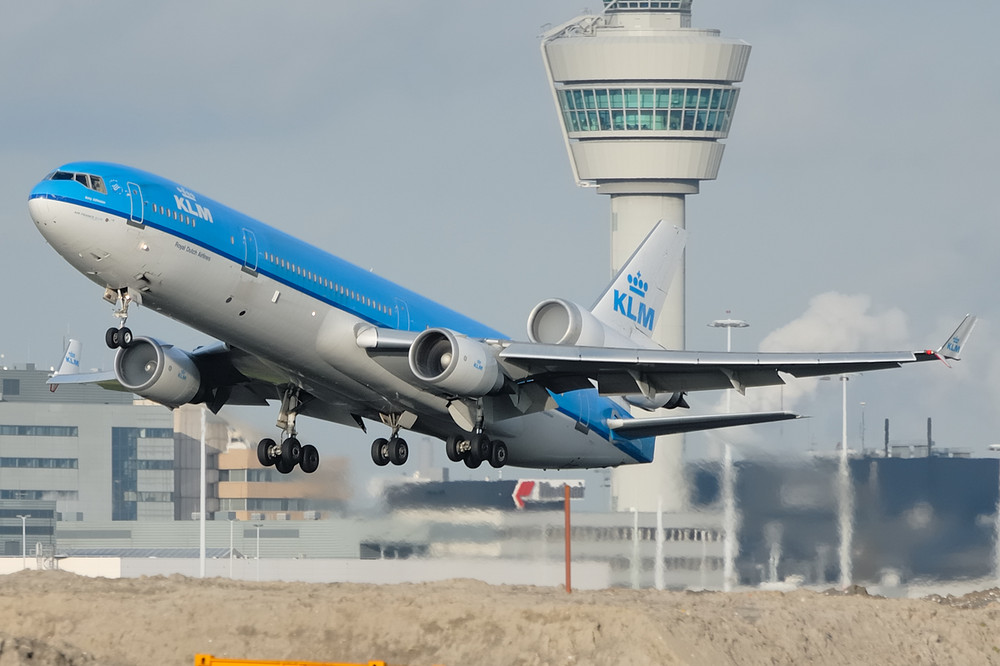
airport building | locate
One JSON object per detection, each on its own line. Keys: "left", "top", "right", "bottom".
{"left": 1, "top": 362, "right": 997, "bottom": 591}
{"left": 541, "top": 0, "right": 752, "bottom": 513}
{"left": 0, "top": 364, "right": 347, "bottom": 527}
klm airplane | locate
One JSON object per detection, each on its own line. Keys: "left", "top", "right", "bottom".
{"left": 28, "top": 162, "right": 976, "bottom": 474}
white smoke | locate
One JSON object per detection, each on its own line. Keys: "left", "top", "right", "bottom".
{"left": 718, "top": 292, "right": 910, "bottom": 426}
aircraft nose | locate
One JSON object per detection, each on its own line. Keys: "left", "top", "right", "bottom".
{"left": 28, "top": 196, "right": 52, "bottom": 225}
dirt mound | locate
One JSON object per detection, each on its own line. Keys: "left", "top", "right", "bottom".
{"left": 2, "top": 570, "right": 1000, "bottom": 665}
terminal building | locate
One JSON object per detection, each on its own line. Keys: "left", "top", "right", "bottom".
{"left": 0, "top": 364, "right": 347, "bottom": 535}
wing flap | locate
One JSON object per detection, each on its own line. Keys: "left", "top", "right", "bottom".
{"left": 501, "top": 342, "right": 920, "bottom": 395}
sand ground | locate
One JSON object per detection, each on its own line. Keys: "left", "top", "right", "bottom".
{"left": 0, "top": 570, "right": 998, "bottom": 665}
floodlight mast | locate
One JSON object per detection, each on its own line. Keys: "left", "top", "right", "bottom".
{"left": 542, "top": 0, "right": 751, "bottom": 512}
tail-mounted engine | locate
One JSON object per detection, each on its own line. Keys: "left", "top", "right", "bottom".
{"left": 527, "top": 298, "right": 635, "bottom": 348}
{"left": 408, "top": 328, "right": 504, "bottom": 397}
{"left": 114, "top": 337, "right": 202, "bottom": 408}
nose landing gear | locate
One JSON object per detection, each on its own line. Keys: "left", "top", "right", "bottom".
{"left": 104, "top": 288, "right": 134, "bottom": 349}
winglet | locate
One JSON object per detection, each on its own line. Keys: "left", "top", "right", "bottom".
{"left": 48, "top": 339, "right": 83, "bottom": 392}
{"left": 936, "top": 314, "right": 977, "bottom": 362}
{"left": 54, "top": 339, "right": 83, "bottom": 377}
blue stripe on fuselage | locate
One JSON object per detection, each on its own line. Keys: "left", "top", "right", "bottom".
{"left": 31, "top": 161, "right": 652, "bottom": 462}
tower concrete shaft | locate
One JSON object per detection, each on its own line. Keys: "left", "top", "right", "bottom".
{"left": 542, "top": 0, "right": 750, "bottom": 512}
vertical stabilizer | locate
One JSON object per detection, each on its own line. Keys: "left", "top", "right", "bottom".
{"left": 591, "top": 221, "right": 687, "bottom": 347}
{"left": 56, "top": 339, "right": 83, "bottom": 376}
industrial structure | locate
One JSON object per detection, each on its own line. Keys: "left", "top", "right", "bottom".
{"left": 541, "top": 0, "right": 751, "bottom": 512}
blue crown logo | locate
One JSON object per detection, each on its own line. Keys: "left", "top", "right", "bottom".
{"left": 627, "top": 272, "right": 649, "bottom": 298}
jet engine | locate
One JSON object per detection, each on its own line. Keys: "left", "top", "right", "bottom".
{"left": 114, "top": 337, "right": 202, "bottom": 408}
{"left": 624, "top": 391, "right": 689, "bottom": 412}
{"left": 408, "top": 328, "right": 504, "bottom": 397}
{"left": 527, "top": 298, "right": 634, "bottom": 347}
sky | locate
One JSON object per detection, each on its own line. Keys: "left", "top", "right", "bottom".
{"left": 1, "top": 2, "right": 998, "bottom": 505}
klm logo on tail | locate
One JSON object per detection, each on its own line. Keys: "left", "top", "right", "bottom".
{"left": 946, "top": 336, "right": 962, "bottom": 355}
{"left": 614, "top": 271, "right": 655, "bottom": 331}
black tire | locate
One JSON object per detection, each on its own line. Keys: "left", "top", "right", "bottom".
{"left": 389, "top": 437, "right": 408, "bottom": 466}
{"left": 257, "top": 438, "right": 276, "bottom": 467}
{"left": 300, "top": 445, "right": 319, "bottom": 474}
{"left": 275, "top": 457, "right": 294, "bottom": 474}
{"left": 472, "top": 433, "right": 491, "bottom": 462}
{"left": 464, "top": 454, "right": 482, "bottom": 469}
{"left": 120, "top": 327, "right": 133, "bottom": 348}
{"left": 445, "top": 436, "right": 464, "bottom": 462}
{"left": 281, "top": 437, "right": 302, "bottom": 466}
{"left": 371, "top": 438, "right": 390, "bottom": 466}
{"left": 489, "top": 440, "right": 508, "bottom": 469}
{"left": 105, "top": 327, "right": 120, "bottom": 349}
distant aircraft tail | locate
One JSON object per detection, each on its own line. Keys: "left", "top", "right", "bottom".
{"left": 935, "top": 314, "right": 977, "bottom": 363}
{"left": 55, "top": 339, "right": 83, "bottom": 377}
{"left": 590, "top": 221, "right": 686, "bottom": 347}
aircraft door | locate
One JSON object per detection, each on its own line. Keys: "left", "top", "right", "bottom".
{"left": 241, "top": 228, "right": 259, "bottom": 275}
{"left": 127, "top": 182, "right": 144, "bottom": 227}
{"left": 395, "top": 298, "right": 410, "bottom": 330}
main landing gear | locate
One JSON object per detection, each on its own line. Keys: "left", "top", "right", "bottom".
{"left": 445, "top": 433, "right": 507, "bottom": 470}
{"left": 104, "top": 288, "right": 134, "bottom": 349}
{"left": 256, "top": 387, "right": 320, "bottom": 475}
{"left": 370, "top": 413, "right": 409, "bottom": 467}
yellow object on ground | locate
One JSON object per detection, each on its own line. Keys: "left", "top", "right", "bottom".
{"left": 194, "top": 656, "right": 386, "bottom": 666}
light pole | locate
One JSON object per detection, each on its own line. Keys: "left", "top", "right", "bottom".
{"left": 15, "top": 515, "right": 29, "bottom": 570}
{"left": 708, "top": 314, "right": 750, "bottom": 413}
{"left": 229, "top": 519, "right": 234, "bottom": 579}
{"left": 253, "top": 522, "right": 263, "bottom": 582}
{"left": 708, "top": 314, "right": 748, "bottom": 592}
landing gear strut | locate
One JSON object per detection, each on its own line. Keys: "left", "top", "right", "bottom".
{"left": 104, "top": 288, "right": 134, "bottom": 349}
{"left": 256, "top": 386, "right": 320, "bottom": 475}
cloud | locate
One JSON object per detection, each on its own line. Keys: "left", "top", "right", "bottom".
{"left": 716, "top": 292, "right": 910, "bottom": 430}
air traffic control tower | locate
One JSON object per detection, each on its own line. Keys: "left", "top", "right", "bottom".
{"left": 541, "top": 0, "right": 750, "bottom": 512}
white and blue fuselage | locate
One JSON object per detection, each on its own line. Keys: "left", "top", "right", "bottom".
{"left": 29, "top": 162, "right": 654, "bottom": 468}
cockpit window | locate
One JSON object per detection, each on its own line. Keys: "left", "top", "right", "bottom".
{"left": 49, "top": 170, "right": 107, "bottom": 195}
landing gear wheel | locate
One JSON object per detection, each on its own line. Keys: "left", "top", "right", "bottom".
{"left": 275, "top": 457, "right": 294, "bottom": 474}
{"left": 105, "top": 327, "right": 120, "bottom": 349}
{"left": 464, "top": 453, "right": 483, "bottom": 469}
{"left": 489, "top": 440, "right": 508, "bottom": 469}
{"left": 300, "top": 445, "right": 320, "bottom": 474}
{"left": 281, "top": 437, "right": 302, "bottom": 467}
{"left": 257, "top": 438, "right": 276, "bottom": 467}
{"left": 445, "top": 436, "right": 463, "bottom": 463}
{"left": 388, "top": 437, "right": 408, "bottom": 466}
{"left": 119, "top": 327, "right": 133, "bottom": 348}
{"left": 472, "top": 433, "right": 492, "bottom": 462}
{"left": 371, "top": 438, "right": 390, "bottom": 467}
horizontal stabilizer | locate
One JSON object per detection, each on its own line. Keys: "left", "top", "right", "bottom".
{"left": 606, "top": 411, "right": 800, "bottom": 439}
